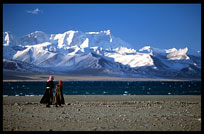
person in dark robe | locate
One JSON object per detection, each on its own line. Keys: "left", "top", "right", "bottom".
{"left": 53, "top": 80, "right": 65, "bottom": 107}
{"left": 40, "top": 75, "right": 54, "bottom": 107}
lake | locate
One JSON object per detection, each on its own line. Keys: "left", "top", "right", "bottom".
{"left": 3, "top": 81, "right": 201, "bottom": 96}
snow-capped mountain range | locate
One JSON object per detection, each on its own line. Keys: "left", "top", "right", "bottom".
{"left": 3, "top": 30, "right": 201, "bottom": 79}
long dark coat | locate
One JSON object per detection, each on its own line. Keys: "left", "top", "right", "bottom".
{"left": 40, "top": 81, "right": 54, "bottom": 104}
{"left": 53, "top": 85, "right": 65, "bottom": 105}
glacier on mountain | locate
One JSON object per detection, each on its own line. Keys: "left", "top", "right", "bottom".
{"left": 3, "top": 30, "right": 201, "bottom": 79}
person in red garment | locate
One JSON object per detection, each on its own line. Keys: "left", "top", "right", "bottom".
{"left": 53, "top": 80, "right": 65, "bottom": 107}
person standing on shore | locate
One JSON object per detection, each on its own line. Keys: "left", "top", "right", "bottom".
{"left": 53, "top": 80, "right": 65, "bottom": 107}
{"left": 40, "top": 75, "right": 54, "bottom": 107}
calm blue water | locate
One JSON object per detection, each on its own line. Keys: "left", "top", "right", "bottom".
{"left": 3, "top": 81, "right": 201, "bottom": 96}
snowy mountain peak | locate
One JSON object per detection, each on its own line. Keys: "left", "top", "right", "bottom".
{"left": 113, "top": 46, "right": 136, "bottom": 54}
{"left": 30, "top": 30, "right": 46, "bottom": 35}
{"left": 139, "top": 46, "right": 151, "bottom": 52}
{"left": 86, "top": 29, "right": 111, "bottom": 35}
{"left": 166, "top": 47, "right": 189, "bottom": 60}
{"left": 103, "top": 29, "right": 111, "bottom": 35}
{"left": 26, "top": 31, "right": 48, "bottom": 38}
{"left": 86, "top": 31, "right": 99, "bottom": 34}
{"left": 49, "top": 30, "right": 79, "bottom": 49}
{"left": 3, "top": 30, "right": 201, "bottom": 79}
{"left": 64, "top": 30, "right": 78, "bottom": 34}
{"left": 165, "top": 48, "right": 177, "bottom": 53}
{"left": 80, "top": 38, "right": 89, "bottom": 50}
{"left": 3, "top": 31, "right": 16, "bottom": 46}
{"left": 20, "top": 31, "right": 50, "bottom": 45}
{"left": 3, "top": 29, "right": 131, "bottom": 50}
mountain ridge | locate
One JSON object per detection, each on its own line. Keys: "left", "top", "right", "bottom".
{"left": 3, "top": 30, "right": 201, "bottom": 79}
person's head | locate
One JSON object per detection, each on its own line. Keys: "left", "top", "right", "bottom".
{"left": 58, "top": 80, "right": 63, "bottom": 86}
{"left": 47, "top": 75, "right": 54, "bottom": 82}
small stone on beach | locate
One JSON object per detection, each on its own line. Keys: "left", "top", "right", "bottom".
{"left": 159, "top": 106, "right": 163, "bottom": 109}
{"left": 97, "top": 117, "right": 101, "bottom": 120}
{"left": 14, "top": 103, "right": 19, "bottom": 106}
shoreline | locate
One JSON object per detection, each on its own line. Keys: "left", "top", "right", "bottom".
{"left": 3, "top": 95, "right": 201, "bottom": 103}
{"left": 3, "top": 79, "right": 201, "bottom": 82}
{"left": 3, "top": 95, "right": 201, "bottom": 131}
{"left": 3, "top": 71, "right": 201, "bottom": 82}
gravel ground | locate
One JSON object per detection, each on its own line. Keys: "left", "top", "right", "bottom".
{"left": 3, "top": 95, "right": 201, "bottom": 131}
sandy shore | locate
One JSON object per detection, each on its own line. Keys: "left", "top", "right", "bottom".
{"left": 3, "top": 95, "right": 201, "bottom": 131}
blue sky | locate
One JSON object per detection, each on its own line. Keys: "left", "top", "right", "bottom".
{"left": 3, "top": 4, "right": 201, "bottom": 51}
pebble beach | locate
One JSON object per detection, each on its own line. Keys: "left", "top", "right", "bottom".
{"left": 3, "top": 95, "right": 201, "bottom": 131}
